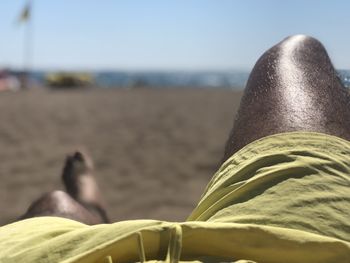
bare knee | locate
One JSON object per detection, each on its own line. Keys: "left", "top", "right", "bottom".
{"left": 276, "top": 35, "right": 331, "bottom": 68}
{"left": 278, "top": 35, "right": 324, "bottom": 50}
{"left": 22, "top": 190, "right": 77, "bottom": 218}
{"left": 223, "top": 34, "right": 349, "bottom": 160}
{"left": 20, "top": 190, "right": 105, "bottom": 224}
{"left": 252, "top": 35, "right": 332, "bottom": 81}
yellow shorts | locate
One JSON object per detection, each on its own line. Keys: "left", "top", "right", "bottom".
{"left": 0, "top": 132, "right": 349, "bottom": 263}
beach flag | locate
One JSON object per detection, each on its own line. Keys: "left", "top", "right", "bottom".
{"left": 17, "top": 1, "right": 31, "bottom": 24}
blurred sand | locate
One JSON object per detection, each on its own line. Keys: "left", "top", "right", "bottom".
{"left": 0, "top": 88, "right": 242, "bottom": 225}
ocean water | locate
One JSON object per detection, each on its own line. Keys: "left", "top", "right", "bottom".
{"left": 94, "top": 71, "right": 250, "bottom": 89}
{"left": 32, "top": 70, "right": 350, "bottom": 89}
{"left": 336, "top": 70, "right": 350, "bottom": 87}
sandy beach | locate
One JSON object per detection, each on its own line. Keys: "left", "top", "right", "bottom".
{"left": 0, "top": 88, "right": 242, "bottom": 225}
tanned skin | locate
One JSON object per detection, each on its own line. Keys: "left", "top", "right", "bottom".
{"left": 223, "top": 35, "right": 350, "bottom": 161}
{"left": 20, "top": 151, "right": 109, "bottom": 224}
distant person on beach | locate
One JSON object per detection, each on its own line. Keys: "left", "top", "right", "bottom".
{"left": 0, "top": 35, "right": 349, "bottom": 262}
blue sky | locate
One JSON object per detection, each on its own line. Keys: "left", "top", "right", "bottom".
{"left": 1, "top": 0, "right": 350, "bottom": 71}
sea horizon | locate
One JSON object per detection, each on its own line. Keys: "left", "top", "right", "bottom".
{"left": 3, "top": 68, "right": 350, "bottom": 89}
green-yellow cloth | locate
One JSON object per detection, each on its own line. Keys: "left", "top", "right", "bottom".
{"left": 0, "top": 132, "right": 349, "bottom": 263}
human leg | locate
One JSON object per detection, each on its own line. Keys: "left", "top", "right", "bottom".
{"left": 19, "top": 151, "right": 109, "bottom": 225}
{"left": 190, "top": 38, "right": 350, "bottom": 236}
{"left": 61, "top": 151, "right": 109, "bottom": 223}
{"left": 19, "top": 190, "right": 105, "bottom": 225}
{"left": 223, "top": 35, "right": 350, "bottom": 161}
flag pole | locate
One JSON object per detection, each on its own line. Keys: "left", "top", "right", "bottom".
{"left": 23, "top": 0, "right": 33, "bottom": 89}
